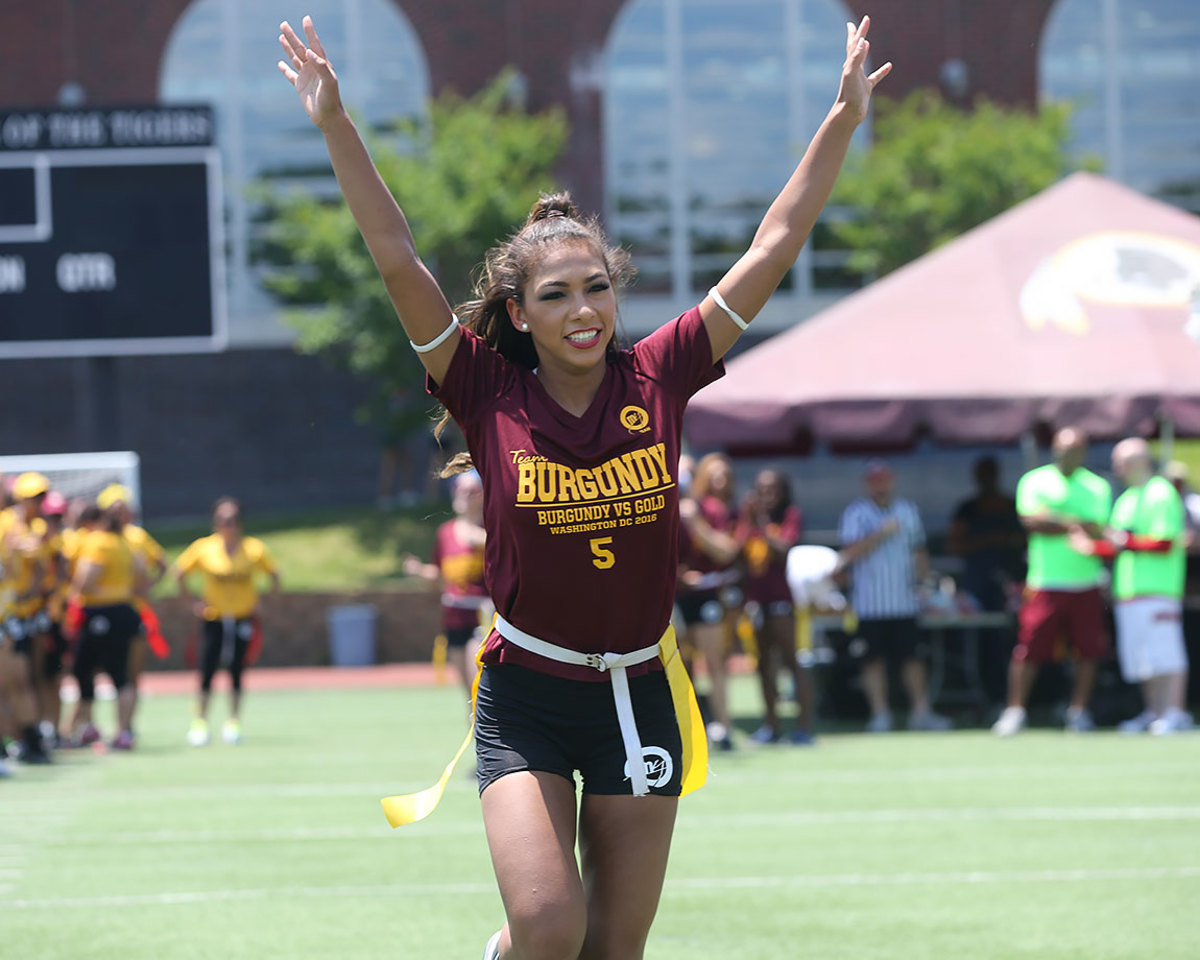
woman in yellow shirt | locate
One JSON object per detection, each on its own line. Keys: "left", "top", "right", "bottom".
{"left": 68, "top": 502, "right": 146, "bottom": 750}
{"left": 174, "top": 497, "right": 280, "bottom": 746}
{"left": 0, "top": 472, "right": 54, "bottom": 763}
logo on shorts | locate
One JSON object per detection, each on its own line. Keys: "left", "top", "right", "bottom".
{"left": 619, "top": 405, "right": 651, "bottom": 434}
{"left": 624, "top": 745, "right": 673, "bottom": 788}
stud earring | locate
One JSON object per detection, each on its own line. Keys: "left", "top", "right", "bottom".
{"left": 520, "top": 323, "right": 529, "bottom": 331}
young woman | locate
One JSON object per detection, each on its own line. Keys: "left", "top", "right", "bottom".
{"left": 173, "top": 497, "right": 280, "bottom": 746}
{"left": 739, "top": 468, "right": 817, "bottom": 744}
{"left": 278, "top": 14, "right": 888, "bottom": 959}
{"left": 676, "top": 453, "right": 743, "bottom": 750}
{"left": 403, "top": 470, "right": 490, "bottom": 705}
{"left": 66, "top": 502, "right": 146, "bottom": 750}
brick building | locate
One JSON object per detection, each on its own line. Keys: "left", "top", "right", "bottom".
{"left": 0, "top": 0, "right": 1195, "bottom": 517}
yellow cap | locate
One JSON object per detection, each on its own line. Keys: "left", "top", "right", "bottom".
{"left": 12, "top": 472, "right": 50, "bottom": 500}
{"left": 97, "top": 483, "right": 133, "bottom": 510}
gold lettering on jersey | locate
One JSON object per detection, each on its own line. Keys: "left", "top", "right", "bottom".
{"left": 515, "top": 442, "right": 675, "bottom": 506}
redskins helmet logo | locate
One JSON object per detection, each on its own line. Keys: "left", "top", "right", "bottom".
{"left": 620, "top": 405, "right": 651, "bottom": 433}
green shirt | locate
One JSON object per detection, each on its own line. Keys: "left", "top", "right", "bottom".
{"left": 1016, "top": 464, "right": 1112, "bottom": 589}
{"left": 1110, "top": 475, "right": 1186, "bottom": 600}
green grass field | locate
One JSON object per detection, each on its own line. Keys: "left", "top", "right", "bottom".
{"left": 5, "top": 676, "right": 1198, "bottom": 960}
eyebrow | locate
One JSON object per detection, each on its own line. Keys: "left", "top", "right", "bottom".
{"left": 538, "top": 272, "right": 607, "bottom": 290}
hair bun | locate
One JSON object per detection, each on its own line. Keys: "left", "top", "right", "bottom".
{"left": 527, "top": 192, "right": 579, "bottom": 225}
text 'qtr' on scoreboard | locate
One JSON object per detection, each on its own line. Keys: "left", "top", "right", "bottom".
{"left": 0, "top": 105, "right": 227, "bottom": 358}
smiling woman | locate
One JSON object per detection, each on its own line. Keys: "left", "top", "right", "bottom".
{"left": 276, "top": 11, "right": 890, "bottom": 960}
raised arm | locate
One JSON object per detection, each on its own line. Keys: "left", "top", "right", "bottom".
{"left": 701, "top": 16, "right": 891, "bottom": 361}
{"left": 277, "top": 16, "right": 459, "bottom": 383}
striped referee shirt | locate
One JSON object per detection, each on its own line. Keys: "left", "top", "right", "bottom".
{"left": 839, "top": 496, "right": 926, "bottom": 620}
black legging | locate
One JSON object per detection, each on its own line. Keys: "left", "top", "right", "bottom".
{"left": 200, "top": 617, "right": 253, "bottom": 693}
{"left": 73, "top": 604, "right": 141, "bottom": 699}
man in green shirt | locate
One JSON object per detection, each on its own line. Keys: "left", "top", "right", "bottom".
{"left": 1070, "top": 438, "right": 1191, "bottom": 734}
{"left": 993, "top": 428, "right": 1112, "bottom": 736}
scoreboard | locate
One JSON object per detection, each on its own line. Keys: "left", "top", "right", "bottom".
{"left": 0, "top": 106, "right": 227, "bottom": 357}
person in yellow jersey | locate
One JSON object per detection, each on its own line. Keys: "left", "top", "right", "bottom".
{"left": 173, "top": 497, "right": 280, "bottom": 746}
{"left": 0, "top": 472, "right": 54, "bottom": 763}
{"left": 66, "top": 501, "right": 146, "bottom": 750}
{"left": 95, "top": 484, "right": 168, "bottom": 741}
{"left": 34, "top": 491, "right": 70, "bottom": 746}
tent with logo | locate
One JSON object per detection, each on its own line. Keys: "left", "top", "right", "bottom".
{"left": 685, "top": 173, "right": 1200, "bottom": 453}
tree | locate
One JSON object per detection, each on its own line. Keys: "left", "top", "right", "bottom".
{"left": 258, "top": 72, "right": 567, "bottom": 435}
{"left": 831, "top": 91, "right": 1088, "bottom": 277}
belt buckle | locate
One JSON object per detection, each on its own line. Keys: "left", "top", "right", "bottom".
{"left": 585, "top": 653, "right": 609, "bottom": 673}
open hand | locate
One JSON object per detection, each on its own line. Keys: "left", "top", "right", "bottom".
{"left": 836, "top": 16, "right": 892, "bottom": 125}
{"left": 277, "top": 15, "right": 343, "bottom": 128}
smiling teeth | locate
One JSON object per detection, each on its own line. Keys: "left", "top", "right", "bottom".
{"left": 567, "top": 331, "right": 597, "bottom": 342}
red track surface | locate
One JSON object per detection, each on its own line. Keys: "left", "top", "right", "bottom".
{"left": 65, "top": 655, "right": 755, "bottom": 698}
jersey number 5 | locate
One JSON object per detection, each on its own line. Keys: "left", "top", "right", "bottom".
{"left": 589, "top": 536, "right": 616, "bottom": 570}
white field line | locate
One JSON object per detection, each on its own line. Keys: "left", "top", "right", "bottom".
{"left": 8, "top": 866, "right": 1200, "bottom": 910}
{"left": 12, "top": 760, "right": 1197, "bottom": 804}
{"left": 38, "top": 805, "right": 1200, "bottom": 846}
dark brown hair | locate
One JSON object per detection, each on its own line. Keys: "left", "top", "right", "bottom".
{"left": 211, "top": 496, "right": 243, "bottom": 525}
{"left": 437, "top": 192, "right": 634, "bottom": 476}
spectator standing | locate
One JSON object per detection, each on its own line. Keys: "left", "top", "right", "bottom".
{"left": 66, "top": 502, "right": 145, "bottom": 750}
{"left": 947, "top": 456, "right": 1025, "bottom": 611}
{"left": 403, "top": 470, "right": 491, "bottom": 706}
{"left": 993, "top": 427, "right": 1112, "bottom": 736}
{"left": 1070, "top": 439, "right": 1191, "bottom": 733}
{"left": 739, "top": 469, "right": 817, "bottom": 744}
{"left": 947, "top": 455, "right": 1026, "bottom": 705}
{"left": 677, "top": 453, "right": 741, "bottom": 750}
{"left": 96, "top": 484, "right": 168, "bottom": 743}
{"left": 839, "top": 461, "right": 950, "bottom": 732}
{"left": 174, "top": 498, "right": 281, "bottom": 746}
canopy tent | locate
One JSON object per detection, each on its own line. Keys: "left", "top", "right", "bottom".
{"left": 685, "top": 173, "right": 1200, "bottom": 453}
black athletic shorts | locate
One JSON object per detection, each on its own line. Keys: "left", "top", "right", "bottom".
{"left": 675, "top": 590, "right": 724, "bottom": 627}
{"left": 474, "top": 663, "right": 683, "bottom": 797}
{"left": 445, "top": 626, "right": 478, "bottom": 648}
{"left": 855, "top": 617, "right": 926, "bottom": 662}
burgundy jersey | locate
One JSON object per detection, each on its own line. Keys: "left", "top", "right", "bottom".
{"left": 430, "top": 519, "right": 488, "bottom": 631}
{"left": 430, "top": 306, "right": 723, "bottom": 681}
{"left": 738, "top": 505, "right": 804, "bottom": 605}
{"left": 679, "top": 495, "right": 737, "bottom": 582}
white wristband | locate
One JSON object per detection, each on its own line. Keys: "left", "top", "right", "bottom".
{"left": 708, "top": 287, "right": 749, "bottom": 331}
{"left": 410, "top": 315, "right": 460, "bottom": 354}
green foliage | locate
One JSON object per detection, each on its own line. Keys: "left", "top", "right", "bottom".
{"left": 831, "top": 90, "right": 1092, "bottom": 277}
{"left": 258, "top": 72, "right": 567, "bottom": 432}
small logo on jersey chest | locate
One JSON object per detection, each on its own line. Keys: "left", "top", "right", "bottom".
{"left": 620, "top": 405, "right": 651, "bottom": 434}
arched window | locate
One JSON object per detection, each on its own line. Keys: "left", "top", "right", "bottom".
{"left": 1041, "top": 0, "right": 1200, "bottom": 212}
{"left": 160, "top": 0, "right": 429, "bottom": 343}
{"left": 604, "top": 0, "right": 865, "bottom": 304}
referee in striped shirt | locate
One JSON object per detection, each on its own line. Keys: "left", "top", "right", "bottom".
{"left": 839, "top": 460, "right": 951, "bottom": 732}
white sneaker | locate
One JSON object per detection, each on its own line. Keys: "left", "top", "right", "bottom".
{"left": 482, "top": 930, "right": 501, "bottom": 960}
{"left": 865, "top": 711, "right": 893, "bottom": 733}
{"left": 187, "top": 719, "right": 210, "bottom": 747}
{"left": 909, "top": 710, "right": 953, "bottom": 732}
{"left": 1064, "top": 706, "right": 1095, "bottom": 733}
{"left": 1149, "top": 709, "right": 1194, "bottom": 736}
{"left": 1117, "top": 710, "right": 1157, "bottom": 734}
{"left": 222, "top": 720, "right": 242, "bottom": 745}
{"left": 992, "top": 706, "right": 1026, "bottom": 737}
